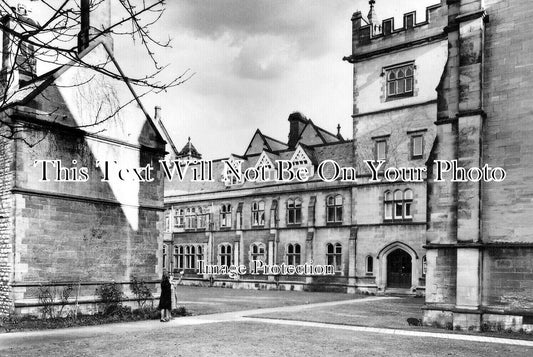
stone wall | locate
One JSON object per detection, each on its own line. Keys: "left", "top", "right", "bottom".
{"left": 0, "top": 133, "right": 14, "bottom": 314}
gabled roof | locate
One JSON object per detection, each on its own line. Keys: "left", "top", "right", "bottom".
{"left": 297, "top": 119, "right": 343, "bottom": 146}
{"left": 5, "top": 39, "right": 167, "bottom": 146}
{"left": 244, "top": 129, "right": 288, "bottom": 156}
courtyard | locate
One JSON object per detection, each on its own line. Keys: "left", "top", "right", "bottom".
{"left": 1, "top": 286, "right": 532, "bottom": 356}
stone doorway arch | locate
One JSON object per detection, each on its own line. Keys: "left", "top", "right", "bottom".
{"left": 376, "top": 242, "right": 419, "bottom": 292}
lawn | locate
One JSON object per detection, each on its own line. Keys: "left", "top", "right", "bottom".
{"left": 174, "top": 285, "right": 359, "bottom": 315}
{"left": 248, "top": 295, "right": 424, "bottom": 329}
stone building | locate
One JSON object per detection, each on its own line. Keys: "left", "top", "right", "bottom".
{"left": 347, "top": 0, "right": 533, "bottom": 331}
{"left": 164, "top": 102, "right": 433, "bottom": 294}
{"left": 0, "top": 1, "right": 168, "bottom": 315}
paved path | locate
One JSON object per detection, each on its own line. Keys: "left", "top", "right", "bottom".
{"left": 1, "top": 296, "right": 533, "bottom": 350}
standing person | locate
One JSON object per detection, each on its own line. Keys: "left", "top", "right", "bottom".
{"left": 170, "top": 270, "right": 184, "bottom": 310}
{"left": 158, "top": 270, "right": 172, "bottom": 322}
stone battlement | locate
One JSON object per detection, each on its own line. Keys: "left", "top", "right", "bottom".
{"left": 345, "top": 2, "right": 447, "bottom": 62}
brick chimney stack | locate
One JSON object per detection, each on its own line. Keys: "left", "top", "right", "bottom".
{"left": 287, "top": 112, "right": 307, "bottom": 148}
{"left": 78, "top": 0, "right": 112, "bottom": 53}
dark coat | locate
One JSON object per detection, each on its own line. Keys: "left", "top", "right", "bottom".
{"left": 158, "top": 276, "right": 172, "bottom": 310}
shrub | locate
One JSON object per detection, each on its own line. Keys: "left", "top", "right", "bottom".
{"left": 171, "top": 307, "right": 187, "bottom": 317}
{"left": 37, "top": 284, "right": 74, "bottom": 319}
{"left": 480, "top": 323, "right": 491, "bottom": 332}
{"left": 131, "top": 276, "right": 153, "bottom": 309}
{"left": 445, "top": 322, "right": 453, "bottom": 330}
{"left": 95, "top": 282, "right": 125, "bottom": 316}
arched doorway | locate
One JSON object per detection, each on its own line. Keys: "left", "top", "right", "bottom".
{"left": 386, "top": 249, "right": 412, "bottom": 289}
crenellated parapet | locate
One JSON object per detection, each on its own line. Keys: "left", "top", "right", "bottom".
{"left": 344, "top": 2, "right": 448, "bottom": 63}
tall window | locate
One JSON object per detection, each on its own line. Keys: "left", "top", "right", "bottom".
{"left": 422, "top": 255, "right": 427, "bottom": 277}
{"left": 366, "top": 256, "right": 374, "bottom": 275}
{"left": 197, "top": 246, "right": 204, "bottom": 266}
{"left": 174, "top": 208, "right": 185, "bottom": 227}
{"left": 175, "top": 245, "right": 203, "bottom": 270}
{"left": 186, "top": 246, "right": 196, "bottom": 270}
{"left": 375, "top": 139, "right": 387, "bottom": 161}
{"left": 326, "top": 243, "right": 342, "bottom": 271}
{"left": 326, "top": 195, "right": 343, "bottom": 223}
{"left": 252, "top": 201, "right": 265, "bottom": 226}
{"left": 163, "top": 244, "right": 168, "bottom": 270}
{"left": 250, "top": 243, "right": 266, "bottom": 262}
{"left": 287, "top": 198, "right": 302, "bottom": 225}
{"left": 286, "top": 243, "right": 301, "bottom": 265}
{"left": 174, "top": 246, "right": 184, "bottom": 270}
{"left": 411, "top": 135, "right": 424, "bottom": 159}
{"left": 219, "top": 243, "right": 232, "bottom": 267}
{"left": 197, "top": 207, "right": 208, "bottom": 229}
{"left": 384, "top": 189, "right": 413, "bottom": 221}
{"left": 386, "top": 64, "right": 414, "bottom": 99}
{"left": 165, "top": 212, "right": 171, "bottom": 232}
{"left": 185, "top": 208, "right": 196, "bottom": 229}
{"left": 220, "top": 204, "right": 232, "bottom": 228}
{"left": 384, "top": 191, "right": 393, "bottom": 220}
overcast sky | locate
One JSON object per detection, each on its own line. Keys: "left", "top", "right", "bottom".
{"left": 102, "top": 1, "right": 437, "bottom": 158}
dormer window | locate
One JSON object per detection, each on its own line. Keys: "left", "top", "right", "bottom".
{"left": 386, "top": 63, "right": 414, "bottom": 100}
{"left": 290, "top": 146, "right": 314, "bottom": 176}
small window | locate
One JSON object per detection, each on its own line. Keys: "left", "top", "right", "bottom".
{"left": 252, "top": 201, "right": 265, "bottom": 226}
{"left": 375, "top": 140, "right": 387, "bottom": 161}
{"left": 219, "top": 243, "right": 232, "bottom": 267}
{"left": 404, "top": 13, "right": 415, "bottom": 29}
{"left": 286, "top": 243, "right": 301, "bottom": 265}
{"left": 287, "top": 198, "right": 302, "bottom": 225}
{"left": 326, "top": 194, "right": 343, "bottom": 223}
{"left": 366, "top": 256, "right": 374, "bottom": 275}
{"left": 326, "top": 243, "right": 342, "bottom": 271}
{"left": 220, "top": 204, "right": 232, "bottom": 228}
{"left": 411, "top": 135, "right": 424, "bottom": 159}
{"left": 422, "top": 255, "right": 427, "bottom": 277}
{"left": 250, "top": 243, "right": 266, "bottom": 262}
{"left": 174, "top": 208, "right": 184, "bottom": 227}
{"left": 386, "top": 64, "right": 414, "bottom": 100}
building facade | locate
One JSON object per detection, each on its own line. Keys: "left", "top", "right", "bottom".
{"left": 164, "top": 105, "right": 432, "bottom": 294}
{"left": 0, "top": 1, "right": 168, "bottom": 315}
{"left": 166, "top": 0, "right": 533, "bottom": 332}
{"left": 347, "top": 0, "right": 533, "bottom": 331}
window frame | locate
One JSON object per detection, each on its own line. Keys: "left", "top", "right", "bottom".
{"left": 366, "top": 255, "right": 374, "bottom": 275}
{"left": 218, "top": 243, "right": 233, "bottom": 268}
{"left": 251, "top": 200, "right": 265, "bottom": 227}
{"left": 286, "top": 243, "right": 301, "bottom": 265}
{"left": 326, "top": 194, "right": 343, "bottom": 224}
{"left": 287, "top": 198, "right": 303, "bottom": 225}
{"left": 220, "top": 204, "right": 232, "bottom": 229}
{"left": 326, "top": 243, "right": 342, "bottom": 272}
{"left": 375, "top": 139, "right": 387, "bottom": 161}
{"left": 250, "top": 242, "right": 266, "bottom": 262}
{"left": 384, "top": 189, "right": 414, "bottom": 221}
{"left": 385, "top": 63, "right": 414, "bottom": 100}
{"left": 411, "top": 135, "right": 424, "bottom": 159}
{"left": 174, "top": 208, "right": 185, "bottom": 228}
